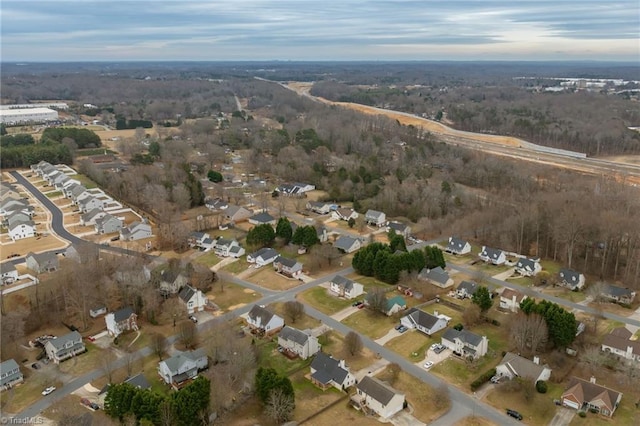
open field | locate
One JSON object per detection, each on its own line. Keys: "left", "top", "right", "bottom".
{"left": 0, "top": 234, "right": 67, "bottom": 257}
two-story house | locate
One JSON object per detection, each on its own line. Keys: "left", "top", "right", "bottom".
{"left": 0, "top": 262, "right": 20, "bottom": 285}
{"left": 500, "top": 288, "right": 527, "bottom": 312}
{"left": 441, "top": 328, "right": 489, "bottom": 359}
{"left": 158, "top": 270, "right": 189, "bottom": 295}
{"left": 558, "top": 268, "right": 586, "bottom": 291}
{"left": 364, "top": 209, "right": 386, "bottom": 227}
{"left": 446, "top": 236, "right": 472, "bottom": 255}
{"left": 246, "top": 305, "right": 284, "bottom": 335}
{"left": 387, "top": 221, "right": 411, "bottom": 237}
{"left": 354, "top": 376, "right": 405, "bottom": 419}
{"left": 81, "top": 208, "right": 107, "bottom": 226}
{"left": 120, "top": 221, "right": 152, "bottom": 241}
{"left": 401, "top": 308, "right": 449, "bottom": 336}
{"left": 0, "top": 359, "right": 24, "bottom": 391}
{"left": 277, "top": 326, "right": 320, "bottom": 359}
{"left": 44, "top": 331, "right": 86, "bottom": 363}
{"left": 179, "top": 285, "right": 207, "bottom": 314}
{"left": 213, "top": 238, "right": 244, "bottom": 257}
{"left": 456, "top": 281, "right": 479, "bottom": 299}
{"left": 329, "top": 275, "right": 364, "bottom": 299}
{"left": 478, "top": 246, "right": 506, "bottom": 265}
{"left": 515, "top": 258, "right": 542, "bottom": 277}
{"left": 309, "top": 352, "right": 355, "bottom": 391}
{"left": 273, "top": 256, "right": 303, "bottom": 279}
{"left": 105, "top": 306, "right": 138, "bottom": 337}
{"left": 158, "top": 348, "right": 208, "bottom": 390}
{"left": 94, "top": 214, "right": 123, "bottom": 234}
{"left": 247, "top": 247, "right": 279, "bottom": 267}
{"left": 25, "top": 252, "right": 59, "bottom": 274}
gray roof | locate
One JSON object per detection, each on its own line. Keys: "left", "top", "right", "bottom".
{"left": 162, "top": 348, "right": 207, "bottom": 375}
{"left": 47, "top": 331, "right": 82, "bottom": 351}
{"left": 559, "top": 268, "right": 581, "bottom": 284}
{"left": 179, "top": 285, "right": 197, "bottom": 303}
{"left": 388, "top": 222, "right": 407, "bottom": 232}
{"left": 442, "top": 328, "right": 483, "bottom": 347}
{"left": 334, "top": 235, "right": 359, "bottom": 251}
{"left": 516, "top": 258, "right": 537, "bottom": 271}
{"left": 480, "top": 247, "right": 503, "bottom": 260}
{"left": 190, "top": 231, "right": 207, "bottom": 240}
{"left": 279, "top": 326, "right": 310, "bottom": 345}
{"left": 248, "top": 305, "right": 275, "bottom": 325}
{"left": 78, "top": 195, "right": 97, "bottom": 206}
{"left": 82, "top": 208, "right": 104, "bottom": 222}
{"left": 250, "top": 211, "right": 275, "bottom": 223}
{"left": 604, "top": 284, "right": 634, "bottom": 298}
{"left": 356, "top": 376, "right": 402, "bottom": 405}
{"left": 0, "top": 262, "right": 17, "bottom": 274}
{"left": 71, "top": 185, "right": 88, "bottom": 197}
{"left": 310, "top": 352, "right": 349, "bottom": 385}
{"left": 365, "top": 209, "right": 385, "bottom": 220}
{"left": 215, "top": 237, "right": 234, "bottom": 247}
{"left": 275, "top": 256, "right": 299, "bottom": 268}
{"left": 457, "top": 281, "right": 479, "bottom": 295}
{"left": 418, "top": 266, "right": 450, "bottom": 284}
{"left": 249, "top": 247, "right": 278, "bottom": 260}
{"left": 8, "top": 218, "right": 35, "bottom": 231}
{"left": 27, "top": 251, "right": 59, "bottom": 268}
{"left": 404, "top": 308, "right": 440, "bottom": 329}
{"left": 225, "top": 205, "right": 250, "bottom": 218}
{"left": 124, "top": 373, "right": 151, "bottom": 390}
{"left": 499, "top": 352, "right": 549, "bottom": 381}
{"left": 0, "top": 359, "right": 20, "bottom": 380}
{"left": 229, "top": 245, "right": 242, "bottom": 254}
{"left": 112, "top": 306, "right": 135, "bottom": 323}
{"left": 447, "top": 237, "right": 468, "bottom": 252}
{"left": 95, "top": 213, "right": 119, "bottom": 227}
{"left": 331, "top": 275, "right": 356, "bottom": 291}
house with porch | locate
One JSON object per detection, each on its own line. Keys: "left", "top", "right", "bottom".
{"left": 105, "top": 306, "right": 138, "bottom": 337}
{"left": 354, "top": 376, "right": 405, "bottom": 419}
{"left": 273, "top": 256, "right": 303, "bottom": 278}
{"left": 558, "top": 268, "right": 586, "bottom": 291}
{"left": 0, "top": 359, "right": 23, "bottom": 391}
{"left": 246, "top": 305, "right": 284, "bottom": 335}
{"left": 277, "top": 326, "right": 320, "bottom": 359}
{"left": 8, "top": 219, "right": 36, "bottom": 241}
{"left": 309, "top": 352, "right": 355, "bottom": 391}
{"left": 500, "top": 288, "right": 527, "bottom": 312}
{"left": 479, "top": 246, "right": 506, "bottom": 265}
{"left": 247, "top": 247, "right": 279, "bottom": 267}
{"left": 561, "top": 376, "right": 622, "bottom": 417}
{"left": 418, "top": 266, "right": 454, "bottom": 288}
{"left": 365, "top": 209, "right": 386, "bottom": 227}
{"left": 158, "top": 348, "right": 208, "bottom": 389}
{"left": 602, "top": 284, "right": 636, "bottom": 305}
{"left": 601, "top": 327, "right": 640, "bottom": 362}
{"left": 515, "top": 257, "right": 542, "bottom": 276}
{"left": 441, "top": 328, "right": 488, "bottom": 359}
{"left": 179, "top": 285, "right": 207, "bottom": 314}
{"left": 331, "top": 208, "right": 358, "bottom": 222}
{"left": 401, "top": 308, "right": 449, "bottom": 336}
{"left": 496, "top": 352, "right": 552, "bottom": 383}
{"left": 333, "top": 235, "right": 361, "bottom": 253}
{"left": 446, "top": 236, "right": 472, "bottom": 255}
{"left": 44, "top": 331, "right": 86, "bottom": 363}
{"left": 329, "top": 275, "right": 364, "bottom": 299}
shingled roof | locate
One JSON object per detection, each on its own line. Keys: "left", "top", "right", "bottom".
{"left": 356, "top": 376, "right": 403, "bottom": 405}
{"left": 278, "top": 326, "right": 311, "bottom": 345}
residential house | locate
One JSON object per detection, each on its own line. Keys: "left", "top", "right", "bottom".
{"left": 247, "top": 247, "right": 279, "bottom": 267}
{"left": 246, "top": 305, "right": 284, "bottom": 335}
{"left": 500, "top": 288, "right": 527, "bottom": 312}
{"left": 515, "top": 258, "right": 542, "bottom": 277}
{"left": 8, "top": 219, "right": 36, "bottom": 241}
{"left": 3, "top": 211, "right": 32, "bottom": 227}
{"left": 179, "top": 285, "right": 207, "bottom": 314}
{"left": 124, "top": 373, "right": 151, "bottom": 390}
{"left": 401, "top": 308, "right": 449, "bottom": 336}
{"left": 224, "top": 205, "right": 252, "bottom": 223}
{"left": 354, "top": 376, "right": 405, "bottom": 419}
{"left": 78, "top": 196, "right": 105, "bottom": 214}
{"left": 273, "top": 256, "right": 303, "bottom": 279}
{"left": 50, "top": 172, "right": 68, "bottom": 187}
{"left": 25, "top": 252, "right": 59, "bottom": 273}
{"left": 275, "top": 182, "right": 315, "bottom": 197}
{"left": 71, "top": 186, "right": 91, "bottom": 204}
{"left": 81, "top": 208, "right": 107, "bottom": 226}
{"left": 309, "top": 352, "right": 355, "bottom": 391}
{"left": 228, "top": 244, "right": 245, "bottom": 258}
{"left": 496, "top": 352, "right": 552, "bottom": 383}
{"left": 63, "top": 182, "right": 80, "bottom": 198}
{"left": 89, "top": 306, "right": 107, "bottom": 318}
{"left": 333, "top": 235, "right": 362, "bottom": 253}
{"left": 159, "top": 270, "right": 189, "bottom": 295}
{"left": 602, "top": 284, "right": 636, "bottom": 304}
{"left": 456, "top": 281, "right": 479, "bottom": 299}
{"left": 329, "top": 275, "right": 364, "bottom": 299}
{"left": 188, "top": 232, "right": 210, "bottom": 248}
{"left": 248, "top": 211, "right": 276, "bottom": 226}
{"left": 384, "top": 296, "right": 407, "bottom": 316}
{"left": 0, "top": 262, "right": 19, "bottom": 285}
{"left": 479, "top": 246, "right": 506, "bottom": 265}
{"left": 205, "top": 198, "right": 228, "bottom": 211}
{"left": 601, "top": 327, "right": 640, "bottom": 362}
{"left": 158, "top": 348, "right": 208, "bottom": 389}
{"left": 0, "top": 198, "right": 29, "bottom": 216}
{"left": 561, "top": 376, "right": 622, "bottom": 417}
{"left": 214, "top": 238, "right": 244, "bottom": 257}
{"left": 105, "top": 307, "right": 138, "bottom": 337}
{"left": 441, "top": 328, "right": 489, "bottom": 359}
{"left": 277, "top": 326, "right": 320, "bottom": 359}
{"left": 0, "top": 359, "right": 24, "bottom": 391}
{"left": 199, "top": 237, "right": 216, "bottom": 252}
{"left": 387, "top": 221, "right": 411, "bottom": 237}
{"left": 558, "top": 268, "right": 586, "bottom": 291}
{"left": 331, "top": 208, "right": 358, "bottom": 221}
{"left": 44, "top": 170, "right": 62, "bottom": 185}
{"left": 64, "top": 242, "right": 99, "bottom": 264}
{"left": 418, "top": 266, "right": 454, "bottom": 288}
{"left": 365, "top": 209, "right": 386, "bottom": 227}
{"left": 446, "top": 236, "right": 472, "bottom": 255}
{"left": 44, "top": 331, "right": 86, "bottom": 363}
{"left": 120, "top": 221, "right": 152, "bottom": 241}
{"left": 307, "top": 201, "right": 334, "bottom": 215}
{"left": 94, "top": 214, "right": 123, "bottom": 234}
{"left": 316, "top": 225, "right": 329, "bottom": 243}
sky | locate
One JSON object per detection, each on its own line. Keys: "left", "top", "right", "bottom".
{"left": 1, "top": 0, "right": 639, "bottom": 62}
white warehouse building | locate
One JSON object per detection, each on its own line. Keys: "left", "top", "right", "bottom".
{"left": 0, "top": 108, "right": 59, "bottom": 124}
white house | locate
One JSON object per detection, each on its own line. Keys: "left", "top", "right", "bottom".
{"left": 446, "top": 237, "right": 472, "bottom": 255}
{"left": 333, "top": 235, "right": 361, "bottom": 253}
{"left": 105, "top": 307, "right": 138, "bottom": 337}
{"left": 479, "top": 246, "right": 506, "bottom": 265}
{"left": 332, "top": 208, "right": 358, "bottom": 221}
{"left": 329, "top": 275, "right": 364, "bottom": 299}
{"left": 382, "top": 296, "right": 407, "bottom": 316}
{"left": 120, "top": 221, "right": 152, "bottom": 241}
{"left": 275, "top": 182, "right": 315, "bottom": 196}
{"left": 158, "top": 348, "right": 208, "bottom": 389}
{"left": 601, "top": 327, "right": 640, "bottom": 362}
{"left": 500, "top": 288, "right": 527, "bottom": 312}
{"left": 0, "top": 262, "right": 19, "bottom": 285}
{"left": 496, "top": 352, "right": 552, "bottom": 383}
{"left": 558, "top": 268, "right": 586, "bottom": 291}
{"left": 456, "top": 281, "right": 479, "bottom": 299}
{"left": 188, "top": 232, "right": 210, "bottom": 248}
{"left": 401, "top": 308, "right": 449, "bottom": 336}
{"left": 277, "top": 326, "right": 320, "bottom": 360}
{"left": 78, "top": 196, "right": 105, "bottom": 214}
{"left": 307, "top": 201, "right": 334, "bottom": 215}
{"left": 0, "top": 359, "right": 24, "bottom": 391}
{"left": 309, "top": 352, "right": 355, "bottom": 391}
{"left": 8, "top": 219, "right": 36, "bottom": 240}
{"left": 246, "top": 305, "right": 284, "bottom": 335}
{"left": 354, "top": 376, "right": 405, "bottom": 419}
{"left": 387, "top": 221, "right": 411, "bottom": 237}
{"left": 515, "top": 258, "right": 542, "bottom": 276}
{"left": 441, "top": 328, "right": 489, "bottom": 359}
{"left": 178, "top": 285, "right": 207, "bottom": 314}
{"left": 365, "top": 209, "right": 386, "bottom": 227}
{"left": 247, "top": 247, "right": 279, "bottom": 267}
{"left": 214, "top": 238, "right": 244, "bottom": 257}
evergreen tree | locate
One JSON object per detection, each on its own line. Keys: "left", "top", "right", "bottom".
{"left": 275, "top": 217, "right": 293, "bottom": 242}
{"left": 471, "top": 286, "right": 493, "bottom": 312}
{"left": 247, "top": 224, "right": 276, "bottom": 248}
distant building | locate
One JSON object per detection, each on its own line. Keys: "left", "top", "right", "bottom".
{"left": 0, "top": 108, "right": 59, "bottom": 124}
{"left": 0, "top": 359, "right": 24, "bottom": 391}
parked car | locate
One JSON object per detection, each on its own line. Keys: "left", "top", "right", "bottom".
{"left": 430, "top": 343, "right": 439, "bottom": 350}
{"left": 506, "top": 409, "right": 523, "bottom": 420}
{"left": 189, "top": 315, "right": 198, "bottom": 323}
{"left": 397, "top": 326, "right": 408, "bottom": 333}
{"left": 31, "top": 363, "right": 41, "bottom": 370}
{"left": 353, "top": 301, "right": 363, "bottom": 307}
{"left": 491, "top": 375, "right": 501, "bottom": 384}
{"left": 394, "top": 324, "right": 403, "bottom": 331}
{"left": 433, "top": 345, "right": 446, "bottom": 354}
{"left": 357, "top": 303, "right": 365, "bottom": 309}
{"left": 42, "top": 386, "right": 56, "bottom": 396}
{"left": 90, "top": 402, "right": 100, "bottom": 410}
{"left": 423, "top": 361, "right": 434, "bottom": 369}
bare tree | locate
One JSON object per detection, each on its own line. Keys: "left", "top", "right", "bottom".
{"left": 587, "top": 281, "right": 608, "bottom": 303}
{"left": 264, "top": 388, "right": 295, "bottom": 424}
{"left": 283, "top": 300, "right": 305, "bottom": 324}
{"left": 124, "top": 348, "right": 135, "bottom": 377}
{"left": 101, "top": 351, "right": 117, "bottom": 384}
{"left": 0, "top": 307, "right": 28, "bottom": 358}
{"left": 150, "top": 332, "right": 168, "bottom": 360}
{"left": 463, "top": 304, "right": 482, "bottom": 327}
{"left": 385, "top": 363, "right": 401, "bottom": 385}
{"left": 510, "top": 313, "right": 548, "bottom": 355}
{"left": 366, "top": 288, "right": 388, "bottom": 315}
{"left": 178, "top": 320, "right": 198, "bottom": 349}
{"left": 344, "top": 331, "right": 363, "bottom": 356}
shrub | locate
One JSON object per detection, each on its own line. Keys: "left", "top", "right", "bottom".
{"left": 453, "top": 323, "right": 464, "bottom": 331}
{"left": 536, "top": 380, "right": 548, "bottom": 393}
{"left": 470, "top": 368, "right": 496, "bottom": 391}
{"left": 578, "top": 411, "right": 587, "bottom": 418}
{"left": 589, "top": 407, "right": 598, "bottom": 414}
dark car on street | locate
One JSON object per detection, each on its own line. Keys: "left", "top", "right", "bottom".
{"left": 506, "top": 409, "right": 523, "bottom": 420}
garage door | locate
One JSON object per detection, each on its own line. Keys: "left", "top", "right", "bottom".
{"left": 563, "top": 399, "right": 579, "bottom": 409}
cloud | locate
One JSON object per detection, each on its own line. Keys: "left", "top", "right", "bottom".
{"left": 1, "top": 0, "right": 638, "bottom": 61}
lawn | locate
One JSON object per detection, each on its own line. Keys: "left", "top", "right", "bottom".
{"left": 568, "top": 396, "right": 637, "bottom": 426}
{"left": 341, "top": 309, "right": 398, "bottom": 340}
{"left": 430, "top": 354, "right": 501, "bottom": 389}
{"left": 193, "top": 251, "right": 223, "bottom": 268}
{"left": 345, "top": 274, "right": 394, "bottom": 292}
{"left": 270, "top": 302, "right": 322, "bottom": 331}
{"left": 246, "top": 267, "right": 302, "bottom": 291}
{"left": 301, "top": 399, "right": 382, "bottom": 426}
{"left": 222, "top": 257, "right": 250, "bottom": 274}
{"left": 298, "top": 286, "right": 356, "bottom": 315}
{"left": 72, "top": 174, "right": 98, "bottom": 189}
{"left": 319, "top": 330, "right": 378, "bottom": 371}
{"left": 289, "top": 370, "right": 346, "bottom": 422}
{"left": 45, "top": 190, "right": 63, "bottom": 198}
{"left": 58, "top": 342, "right": 105, "bottom": 377}
{"left": 0, "top": 370, "right": 62, "bottom": 413}
{"left": 485, "top": 382, "right": 558, "bottom": 426}
{"left": 257, "top": 340, "right": 311, "bottom": 376}
{"left": 208, "top": 282, "right": 261, "bottom": 312}
{"left": 541, "top": 260, "right": 563, "bottom": 275}
{"left": 454, "top": 417, "right": 498, "bottom": 426}
{"left": 385, "top": 330, "right": 433, "bottom": 361}
{"left": 422, "top": 304, "right": 464, "bottom": 326}
{"left": 543, "top": 287, "right": 587, "bottom": 303}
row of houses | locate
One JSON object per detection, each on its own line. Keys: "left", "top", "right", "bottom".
{"left": 188, "top": 232, "right": 246, "bottom": 257}
{"left": 0, "top": 183, "right": 37, "bottom": 241}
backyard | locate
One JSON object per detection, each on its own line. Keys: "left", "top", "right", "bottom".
{"left": 384, "top": 330, "right": 433, "bottom": 361}
{"left": 297, "top": 286, "right": 356, "bottom": 315}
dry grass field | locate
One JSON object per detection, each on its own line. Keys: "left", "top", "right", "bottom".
{"left": 245, "top": 267, "right": 303, "bottom": 291}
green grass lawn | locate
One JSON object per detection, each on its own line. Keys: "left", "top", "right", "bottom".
{"left": 193, "top": 251, "right": 223, "bottom": 268}
{"left": 345, "top": 274, "right": 395, "bottom": 292}
{"left": 73, "top": 174, "right": 98, "bottom": 189}
{"left": 567, "top": 395, "right": 637, "bottom": 426}
{"left": 385, "top": 330, "right": 433, "bottom": 361}
{"left": 541, "top": 260, "right": 562, "bottom": 275}
{"left": 222, "top": 257, "right": 250, "bottom": 274}
{"left": 486, "top": 382, "right": 558, "bottom": 425}
{"left": 431, "top": 354, "right": 500, "bottom": 388}
{"left": 553, "top": 289, "right": 587, "bottom": 303}
{"left": 45, "top": 190, "right": 63, "bottom": 198}
{"left": 257, "top": 340, "right": 311, "bottom": 375}
{"left": 341, "top": 309, "right": 398, "bottom": 340}
{"left": 298, "top": 287, "right": 355, "bottom": 315}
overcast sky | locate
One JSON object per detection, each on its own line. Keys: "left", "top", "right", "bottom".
{"left": 1, "top": 0, "right": 639, "bottom": 62}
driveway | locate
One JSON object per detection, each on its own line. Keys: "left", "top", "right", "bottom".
{"left": 353, "top": 358, "right": 390, "bottom": 381}
{"left": 331, "top": 306, "right": 360, "bottom": 321}
{"left": 548, "top": 407, "right": 576, "bottom": 426}
{"left": 375, "top": 328, "right": 402, "bottom": 345}
{"left": 391, "top": 410, "right": 426, "bottom": 426}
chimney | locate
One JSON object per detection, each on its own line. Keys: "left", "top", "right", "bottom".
{"left": 533, "top": 356, "right": 540, "bottom": 365}
{"left": 590, "top": 376, "right": 596, "bottom": 384}
{"left": 434, "top": 310, "right": 439, "bottom": 317}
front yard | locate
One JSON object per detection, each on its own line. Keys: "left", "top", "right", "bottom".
{"left": 385, "top": 330, "right": 433, "bottom": 361}
{"left": 297, "top": 286, "right": 356, "bottom": 315}
{"left": 245, "top": 267, "right": 303, "bottom": 291}
{"left": 270, "top": 302, "right": 322, "bottom": 331}
{"left": 257, "top": 339, "right": 312, "bottom": 376}
{"left": 430, "top": 353, "right": 501, "bottom": 389}
{"left": 485, "top": 381, "right": 562, "bottom": 426}
{"left": 341, "top": 309, "right": 399, "bottom": 340}
{"left": 208, "top": 282, "right": 261, "bottom": 312}
{"left": 193, "top": 250, "right": 223, "bottom": 268}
